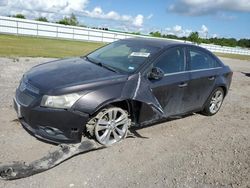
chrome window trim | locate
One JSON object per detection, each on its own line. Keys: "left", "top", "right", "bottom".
{"left": 163, "top": 67, "right": 222, "bottom": 77}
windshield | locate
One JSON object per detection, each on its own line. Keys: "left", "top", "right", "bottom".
{"left": 86, "top": 40, "right": 161, "bottom": 73}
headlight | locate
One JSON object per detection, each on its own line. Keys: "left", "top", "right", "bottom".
{"left": 41, "top": 93, "right": 82, "bottom": 109}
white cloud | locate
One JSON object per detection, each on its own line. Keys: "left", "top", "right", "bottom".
{"left": 84, "top": 7, "right": 144, "bottom": 27}
{"left": 133, "top": 14, "right": 144, "bottom": 27}
{"left": 169, "top": 0, "right": 250, "bottom": 16}
{"left": 0, "top": 0, "right": 89, "bottom": 20}
{"left": 165, "top": 25, "right": 192, "bottom": 37}
{"left": 199, "top": 24, "right": 209, "bottom": 38}
{"left": 201, "top": 25, "right": 208, "bottom": 33}
{"left": 212, "top": 34, "right": 218, "bottom": 38}
{"left": 0, "top": 0, "right": 144, "bottom": 28}
{"left": 0, "top": 0, "right": 89, "bottom": 15}
{"left": 173, "top": 25, "right": 182, "bottom": 32}
{"left": 164, "top": 24, "right": 211, "bottom": 38}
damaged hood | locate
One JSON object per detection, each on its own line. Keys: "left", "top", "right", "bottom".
{"left": 24, "top": 57, "right": 128, "bottom": 94}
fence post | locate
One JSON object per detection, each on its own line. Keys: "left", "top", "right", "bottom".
{"left": 16, "top": 21, "right": 18, "bottom": 36}
{"left": 36, "top": 23, "right": 38, "bottom": 37}
{"left": 88, "top": 30, "right": 89, "bottom": 41}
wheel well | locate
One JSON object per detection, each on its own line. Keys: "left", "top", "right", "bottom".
{"left": 218, "top": 85, "right": 227, "bottom": 96}
{"left": 106, "top": 100, "right": 143, "bottom": 124}
{"left": 109, "top": 101, "right": 131, "bottom": 113}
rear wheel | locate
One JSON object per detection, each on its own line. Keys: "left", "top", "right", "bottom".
{"left": 86, "top": 107, "right": 130, "bottom": 146}
{"left": 202, "top": 87, "right": 224, "bottom": 116}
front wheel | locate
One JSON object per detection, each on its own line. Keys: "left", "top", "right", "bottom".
{"left": 86, "top": 107, "right": 130, "bottom": 146}
{"left": 202, "top": 87, "right": 224, "bottom": 116}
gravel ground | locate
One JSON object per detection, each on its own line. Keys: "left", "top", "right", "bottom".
{"left": 0, "top": 57, "right": 249, "bottom": 188}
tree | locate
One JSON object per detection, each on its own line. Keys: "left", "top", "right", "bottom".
{"left": 238, "top": 39, "right": 250, "bottom": 48}
{"left": 149, "top": 31, "right": 162, "bottom": 37}
{"left": 163, "top": 34, "right": 178, "bottom": 39}
{"left": 131, "top": 32, "right": 141, "bottom": 35}
{"left": 188, "top": 32, "right": 201, "bottom": 44}
{"left": 57, "top": 13, "right": 79, "bottom": 26}
{"left": 36, "top": 17, "right": 48, "bottom": 22}
{"left": 12, "top": 14, "right": 25, "bottom": 19}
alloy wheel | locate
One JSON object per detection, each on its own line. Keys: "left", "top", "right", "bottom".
{"left": 209, "top": 90, "right": 224, "bottom": 114}
{"left": 95, "top": 108, "right": 129, "bottom": 146}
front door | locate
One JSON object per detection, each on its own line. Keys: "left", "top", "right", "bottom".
{"left": 150, "top": 46, "right": 190, "bottom": 117}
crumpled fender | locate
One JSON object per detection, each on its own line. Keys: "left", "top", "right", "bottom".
{"left": 122, "top": 73, "right": 165, "bottom": 117}
{"left": 73, "top": 73, "right": 166, "bottom": 119}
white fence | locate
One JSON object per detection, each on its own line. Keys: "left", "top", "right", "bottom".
{"left": 0, "top": 16, "right": 250, "bottom": 56}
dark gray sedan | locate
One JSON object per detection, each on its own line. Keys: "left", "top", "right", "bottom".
{"left": 14, "top": 38, "right": 233, "bottom": 146}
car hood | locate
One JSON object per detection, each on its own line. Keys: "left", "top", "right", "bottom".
{"left": 25, "top": 57, "right": 128, "bottom": 94}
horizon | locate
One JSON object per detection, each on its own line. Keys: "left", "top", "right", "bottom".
{"left": 0, "top": 0, "right": 249, "bottom": 39}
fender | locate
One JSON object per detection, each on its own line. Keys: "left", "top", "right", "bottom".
{"left": 72, "top": 82, "right": 125, "bottom": 114}
{"left": 73, "top": 73, "right": 166, "bottom": 119}
{"left": 214, "top": 67, "right": 232, "bottom": 96}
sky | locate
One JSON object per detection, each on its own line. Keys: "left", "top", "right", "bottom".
{"left": 0, "top": 0, "right": 249, "bottom": 39}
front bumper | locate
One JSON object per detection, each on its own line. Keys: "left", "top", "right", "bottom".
{"left": 14, "top": 97, "right": 89, "bottom": 144}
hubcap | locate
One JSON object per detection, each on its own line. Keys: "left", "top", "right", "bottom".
{"left": 95, "top": 108, "right": 129, "bottom": 146}
{"left": 209, "top": 90, "right": 224, "bottom": 114}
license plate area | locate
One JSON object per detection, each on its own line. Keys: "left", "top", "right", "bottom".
{"left": 14, "top": 98, "right": 23, "bottom": 118}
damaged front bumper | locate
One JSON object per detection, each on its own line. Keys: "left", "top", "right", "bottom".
{"left": 14, "top": 98, "right": 89, "bottom": 144}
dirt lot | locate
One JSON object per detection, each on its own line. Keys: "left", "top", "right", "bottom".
{"left": 0, "top": 57, "right": 249, "bottom": 188}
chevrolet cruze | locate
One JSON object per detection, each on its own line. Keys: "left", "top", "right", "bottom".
{"left": 13, "top": 38, "right": 232, "bottom": 146}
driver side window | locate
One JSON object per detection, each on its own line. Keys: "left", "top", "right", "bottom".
{"left": 155, "top": 47, "right": 185, "bottom": 74}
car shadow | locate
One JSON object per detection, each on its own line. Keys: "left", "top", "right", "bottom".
{"left": 127, "top": 112, "right": 197, "bottom": 139}
{"left": 241, "top": 72, "right": 250, "bottom": 77}
{"left": 12, "top": 112, "right": 198, "bottom": 145}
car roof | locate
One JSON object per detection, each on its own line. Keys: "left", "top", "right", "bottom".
{"left": 121, "top": 37, "right": 191, "bottom": 48}
{"left": 120, "top": 37, "right": 222, "bottom": 65}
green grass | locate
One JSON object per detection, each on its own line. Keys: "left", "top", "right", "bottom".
{"left": 0, "top": 34, "right": 105, "bottom": 58}
{"left": 215, "top": 52, "right": 250, "bottom": 61}
{"left": 0, "top": 34, "right": 250, "bottom": 61}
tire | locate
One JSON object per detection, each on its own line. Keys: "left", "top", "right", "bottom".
{"left": 202, "top": 87, "right": 225, "bottom": 116}
{"left": 86, "top": 107, "right": 131, "bottom": 146}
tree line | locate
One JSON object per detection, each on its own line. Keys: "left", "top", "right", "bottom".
{"left": 9, "top": 14, "right": 250, "bottom": 48}
{"left": 11, "top": 13, "right": 80, "bottom": 26}
{"left": 10, "top": 13, "right": 110, "bottom": 31}
{"left": 150, "top": 31, "right": 250, "bottom": 48}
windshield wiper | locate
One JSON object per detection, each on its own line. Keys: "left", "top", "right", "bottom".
{"left": 84, "top": 56, "right": 96, "bottom": 64}
{"left": 85, "top": 56, "right": 118, "bottom": 73}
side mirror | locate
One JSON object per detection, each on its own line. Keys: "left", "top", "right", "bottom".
{"left": 148, "top": 67, "right": 164, "bottom": 80}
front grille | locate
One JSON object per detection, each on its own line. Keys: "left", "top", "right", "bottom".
{"left": 16, "top": 90, "right": 36, "bottom": 106}
{"left": 19, "top": 79, "right": 39, "bottom": 94}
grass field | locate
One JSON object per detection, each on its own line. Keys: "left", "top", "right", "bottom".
{"left": 0, "top": 34, "right": 250, "bottom": 60}
{"left": 0, "top": 34, "right": 104, "bottom": 58}
{"left": 214, "top": 52, "right": 250, "bottom": 61}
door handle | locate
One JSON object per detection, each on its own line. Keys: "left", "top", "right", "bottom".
{"left": 208, "top": 76, "right": 215, "bottom": 80}
{"left": 178, "top": 82, "right": 188, "bottom": 88}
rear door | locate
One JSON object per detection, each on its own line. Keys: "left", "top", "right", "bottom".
{"left": 184, "top": 47, "right": 223, "bottom": 111}
{"left": 150, "top": 46, "right": 190, "bottom": 117}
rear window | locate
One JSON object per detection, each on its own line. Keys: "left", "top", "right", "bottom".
{"left": 189, "top": 49, "right": 221, "bottom": 70}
